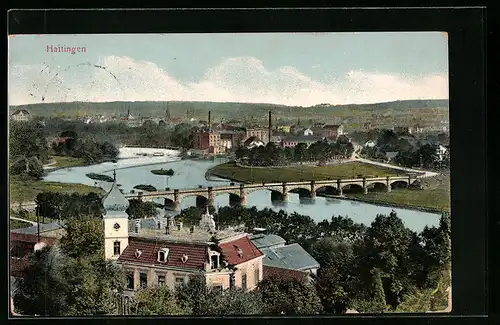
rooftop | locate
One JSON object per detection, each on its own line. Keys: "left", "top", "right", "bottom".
{"left": 260, "top": 243, "right": 320, "bottom": 271}
{"left": 250, "top": 234, "right": 286, "bottom": 249}
{"left": 282, "top": 135, "right": 324, "bottom": 142}
{"left": 102, "top": 171, "right": 130, "bottom": 217}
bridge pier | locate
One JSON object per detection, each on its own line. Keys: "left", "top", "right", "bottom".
{"left": 282, "top": 182, "right": 289, "bottom": 202}
{"left": 337, "top": 179, "right": 343, "bottom": 196}
{"left": 310, "top": 181, "right": 317, "bottom": 199}
{"left": 362, "top": 178, "right": 368, "bottom": 194}
{"left": 137, "top": 192, "right": 143, "bottom": 201}
{"left": 386, "top": 176, "right": 392, "bottom": 192}
{"left": 208, "top": 187, "right": 215, "bottom": 207}
{"left": 174, "top": 189, "right": 181, "bottom": 211}
{"left": 239, "top": 184, "right": 247, "bottom": 205}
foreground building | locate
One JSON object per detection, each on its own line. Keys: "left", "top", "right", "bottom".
{"left": 11, "top": 109, "right": 30, "bottom": 122}
{"left": 102, "top": 173, "right": 264, "bottom": 295}
{"left": 250, "top": 233, "right": 320, "bottom": 280}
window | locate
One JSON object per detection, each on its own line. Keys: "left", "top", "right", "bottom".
{"left": 126, "top": 273, "right": 134, "bottom": 290}
{"left": 140, "top": 273, "right": 147, "bottom": 289}
{"left": 158, "top": 248, "right": 169, "bottom": 262}
{"left": 241, "top": 273, "right": 247, "bottom": 290}
{"left": 210, "top": 255, "right": 219, "bottom": 270}
{"left": 254, "top": 267, "right": 260, "bottom": 285}
{"left": 113, "top": 241, "right": 121, "bottom": 256}
{"left": 158, "top": 275, "right": 165, "bottom": 287}
{"left": 175, "top": 277, "right": 185, "bottom": 287}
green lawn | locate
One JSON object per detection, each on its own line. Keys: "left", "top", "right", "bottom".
{"left": 9, "top": 175, "right": 105, "bottom": 204}
{"left": 349, "top": 174, "right": 450, "bottom": 213}
{"left": 10, "top": 219, "right": 31, "bottom": 230}
{"left": 51, "top": 155, "right": 87, "bottom": 168}
{"left": 208, "top": 162, "right": 402, "bottom": 183}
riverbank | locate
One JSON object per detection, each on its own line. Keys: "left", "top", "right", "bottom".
{"left": 9, "top": 174, "right": 105, "bottom": 204}
{"left": 207, "top": 162, "right": 450, "bottom": 213}
{"left": 208, "top": 161, "right": 403, "bottom": 183}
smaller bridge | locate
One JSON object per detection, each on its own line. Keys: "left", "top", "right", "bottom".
{"left": 124, "top": 175, "right": 418, "bottom": 211}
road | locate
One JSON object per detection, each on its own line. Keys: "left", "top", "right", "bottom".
{"left": 10, "top": 216, "right": 37, "bottom": 226}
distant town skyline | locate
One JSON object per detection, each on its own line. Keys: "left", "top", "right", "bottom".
{"left": 8, "top": 32, "right": 448, "bottom": 107}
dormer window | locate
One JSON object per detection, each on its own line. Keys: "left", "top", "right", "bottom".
{"left": 158, "top": 248, "right": 170, "bottom": 262}
{"left": 237, "top": 248, "right": 243, "bottom": 258}
{"left": 135, "top": 249, "right": 142, "bottom": 259}
{"left": 208, "top": 248, "right": 220, "bottom": 270}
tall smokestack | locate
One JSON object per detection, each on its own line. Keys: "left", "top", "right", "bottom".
{"left": 268, "top": 111, "right": 272, "bottom": 143}
{"left": 208, "top": 111, "right": 212, "bottom": 132}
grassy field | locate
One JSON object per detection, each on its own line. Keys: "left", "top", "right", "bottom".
{"left": 208, "top": 162, "right": 401, "bottom": 183}
{"left": 51, "top": 155, "right": 87, "bottom": 168}
{"left": 10, "top": 219, "right": 32, "bottom": 230}
{"left": 9, "top": 175, "right": 105, "bottom": 204}
{"left": 349, "top": 174, "right": 450, "bottom": 213}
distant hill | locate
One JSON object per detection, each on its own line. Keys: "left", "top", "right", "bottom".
{"left": 9, "top": 99, "right": 449, "bottom": 121}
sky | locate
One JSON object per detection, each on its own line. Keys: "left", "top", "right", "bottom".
{"left": 8, "top": 32, "right": 448, "bottom": 107}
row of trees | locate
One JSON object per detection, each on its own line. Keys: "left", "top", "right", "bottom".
{"left": 52, "top": 130, "right": 119, "bottom": 164}
{"left": 35, "top": 192, "right": 162, "bottom": 221}
{"left": 235, "top": 138, "right": 355, "bottom": 167}
{"left": 10, "top": 121, "right": 50, "bottom": 179}
{"left": 360, "top": 130, "right": 450, "bottom": 169}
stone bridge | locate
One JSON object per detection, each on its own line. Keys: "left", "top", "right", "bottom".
{"left": 124, "top": 175, "right": 418, "bottom": 211}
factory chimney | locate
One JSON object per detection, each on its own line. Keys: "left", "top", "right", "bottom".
{"left": 208, "top": 111, "right": 212, "bottom": 132}
{"left": 268, "top": 111, "right": 272, "bottom": 144}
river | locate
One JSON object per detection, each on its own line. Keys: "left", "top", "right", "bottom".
{"left": 43, "top": 148, "right": 440, "bottom": 232}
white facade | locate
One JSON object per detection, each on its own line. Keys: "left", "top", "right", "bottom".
{"left": 11, "top": 110, "right": 30, "bottom": 122}
{"left": 303, "top": 128, "right": 313, "bottom": 136}
{"left": 104, "top": 217, "right": 129, "bottom": 260}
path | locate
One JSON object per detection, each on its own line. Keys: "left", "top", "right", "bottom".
{"left": 10, "top": 216, "right": 37, "bottom": 226}
{"left": 353, "top": 157, "right": 439, "bottom": 178}
{"left": 43, "top": 160, "right": 58, "bottom": 170}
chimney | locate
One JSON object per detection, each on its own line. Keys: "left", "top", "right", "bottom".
{"left": 177, "top": 222, "right": 183, "bottom": 231}
{"left": 268, "top": 111, "right": 272, "bottom": 143}
{"left": 208, "top": 111, "right": 212, "bottom": 132}
{"left": 190, "top": 225, "right": 195, "bottom": 234}
{"left": 134, "top": 220, "right": 140, "bottom": 233}
{"left": 165, "top": 225, "right": 170, "bottom": 235}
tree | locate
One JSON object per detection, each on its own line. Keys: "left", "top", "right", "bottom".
{"left": 36, "top": 192, "right": 64, "bottom": 221}
{"left": 133, "top": 286, "right": 188, "bottom": 315}
{"left": 294, "top": 143, "right": 308, "bottom": 162}
{"left": 316, "top": 263, "right": 352, "bottom": 314}
{"left": 63, "top": 256, "right": 127, "bottom": 316}
{"left": 126, "top": 199, "right": 160, "bottom": 219}
{"left": 10, "top": 155, "right": 44, "bottom": 179}
{"left": 201, "top": 288, "right": 263, "bottom": 315}
{"left": 258, "top": 277, "right": 323, "bottom": 315}
{"left": 350, "top": 269, "right": 388, "bottom": 313}
{"left": 59, "top": 218, "right": 105, "bottom": 259}
{"left": 10, "top": 121, "right": 49, "bottom": 163}
{"left": 14, "top": 245, "right": 69, "bottom": 316}
{"left": 175, "top": 273, "right": 208, "bottom": 314}
{"left": 395, "top": 287, "right": 434, "bottom": 313}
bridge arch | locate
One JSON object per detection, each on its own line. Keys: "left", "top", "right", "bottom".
{"left": 366, "top": 182, "right": 388, "bottom": 192}
{"left": 195, "top": 195, "right": 209, "bottom": 208}
{"left": 288, "top": 187, "right": 312, "bottom": 198}
{"left": 315, "top": 185, "right": 340, "bottom": 196}
{"left": 390, "top": 180, "right": 408, "bottom": 189}
{"left": 163, "top": 198, "right": 177, "bottom": 210}
{"left": 341, "top": 184, "right": 364, "bottom": 194}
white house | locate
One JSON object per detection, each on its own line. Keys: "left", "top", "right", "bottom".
{"left": 11, "top": 109, "right": 30, "bottom": 122}
{"left": 437, "top": 145, "right": 448, "bottom": 161}
{"left": 364, "top": 140, "right": 377, "bottom": 148}
{"left": 303, "top": 128, "right": 314, "bottom": 136}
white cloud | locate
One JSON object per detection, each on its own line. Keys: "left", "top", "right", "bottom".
{"left": 8, "top": 55, "right": 448, "bottom": 107}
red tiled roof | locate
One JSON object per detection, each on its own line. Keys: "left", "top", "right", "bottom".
{"left": 10, "top": 232, "right": 58, "bottom": 246}
{"left": 219, "top": 236, "right": 264, "bottom": 266}
{"left": 118, "top": 236, "right": 208, "bottom": 270}
{"left": 53, "top": 136, "right": 73, "bottom": 144}
{"left": 263, "top": 265, "right": 308, "bottom": 282}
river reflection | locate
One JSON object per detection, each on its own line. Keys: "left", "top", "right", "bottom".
{"left": 44, "top": 155, "right": 440, "bottom": 232}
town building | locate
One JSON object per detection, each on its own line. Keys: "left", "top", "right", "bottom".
{"left": 277, "top": 125, "right": 291, "bottom": 133}
{"left": 393, "top": 126, "right": 413, "bottom": 135}
{"left": 303, "top": 128, "right": 314, "bottom": 136}
{"left": 10, "top": 223, "right": 64, "bottom": 278}
{"left": 243, "top": 136, "right": 265, "bottom": 149}
{"left": 281, "top": 136, "right": 324, "bottom": 148}
{"left": 244, "top": 128, "right": 270, "bottom": 145}
{"left": 385, "top": 151, "right": 399, "bottom": 162}
{"left": 102, "top": 175, "right": 265, "bottom": 295}
{"left": 250, "top": 234, "right": 320, "bottom": 279}
{"left": 322, "top": 125, "right": 344, "bottom": 140}
{"left": 364, "top": 140, "right": 377, "bottom": 148}
{"left": 11, "top": 109, "right": 30, "bottom": 122}
{"left": 194, "top": 131, "right": 224, "bottom": 155}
